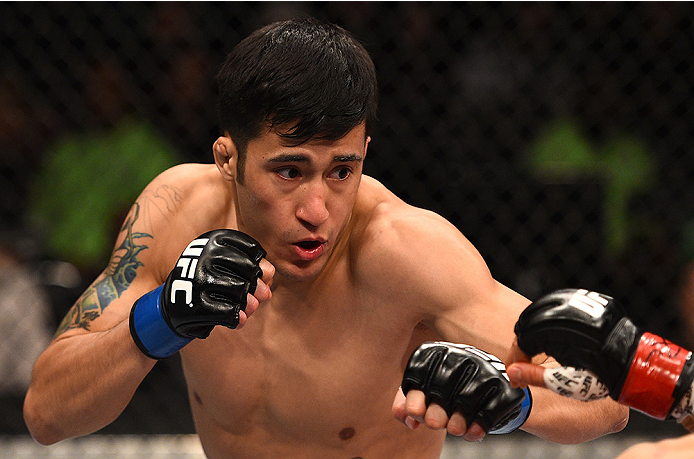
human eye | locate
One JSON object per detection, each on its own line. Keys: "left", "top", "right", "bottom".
{"left": 276, "top": 167, "right": 300, "bottom": 179}
{"left": 328, "top": 166, "right": 352, "bottom": 181}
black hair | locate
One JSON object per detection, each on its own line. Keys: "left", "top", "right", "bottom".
{"left": 216, "top": 17, "right": 378, "bottom": 181}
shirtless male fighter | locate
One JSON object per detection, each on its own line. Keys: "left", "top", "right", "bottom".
{"left": 24, "top": 18, "right": 628, "bottom": 458}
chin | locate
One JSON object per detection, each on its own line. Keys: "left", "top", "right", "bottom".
{"left": 276, "top": 260, "right": 325, "bottom": 282}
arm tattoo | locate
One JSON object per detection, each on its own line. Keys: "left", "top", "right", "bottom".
{"left": 55, "top": 202, "right": 152, "bottom": 337}
{"left": 55, "top": 184, "right": 182, "bottom": 337}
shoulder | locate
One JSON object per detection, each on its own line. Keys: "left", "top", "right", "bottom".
{"left": 135, "top": 163, "right": 230, "bottom": 231}
{"left": 352, "top": 176, "right": 494, "bottom": 303}
{"left": 355, "top": 176, "right": 484, "bottom": 264}
{"left": 120, "top": 163, "right": 233, "bottom": 279}
{"left": 350, "top": 177, "right": 523, "bottom": 346}
{"left": 616, "top": 435, "right": 694, "bottom": 459}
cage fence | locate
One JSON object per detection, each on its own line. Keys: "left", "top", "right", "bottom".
{"left": 1, "top": 1, "right": 693, "bottom": 450}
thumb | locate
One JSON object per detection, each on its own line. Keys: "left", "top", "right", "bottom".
{"left": 507, "top": 362, "right": 548, "bottom": 389}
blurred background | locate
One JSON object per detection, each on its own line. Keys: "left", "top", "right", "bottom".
{"left": 2, "top": 1, "right": 694, "bottom": 456}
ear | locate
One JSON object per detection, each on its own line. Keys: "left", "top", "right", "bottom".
{"left": 364, "top": 135, "right": 371, "bottom": 160}
{"left": 213, "top": 135, "right": 237, "bottom": 182}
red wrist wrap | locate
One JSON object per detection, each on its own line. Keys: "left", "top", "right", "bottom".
{"left": 618, "top": 332, "right": 691, "bottom": 419}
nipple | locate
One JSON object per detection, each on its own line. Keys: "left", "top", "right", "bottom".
{"left": 339, "top": 426, "right": 355, "bottom": 440}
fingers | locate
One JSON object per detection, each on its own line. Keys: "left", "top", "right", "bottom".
{"left": 392, "top": 387, "right": 421, "bottom": 430}
{"left": 259, "top": 259, "right": 275, "bottom": 287}
{"left": 422, "top": 401, "right": 448, "bottom": 430}
{"left": 253, "top": 277, "right": 272, "bottom": 303}
{"left": 237, "top": 260, "right": 274, "bottom": 330}
{"left": 402, "top": 389, "right": 447, "bottom": 431}
{"left": 391, "top": 387, "right": 407, "bottom": 422}
{"left": 446, "top": 411, "right": 467, "bottom": 436}
{"left": 505, "top": 338, "right": 543, "bottom": 389}
{"left": 461, "top": 421, "right": 486, "bottom": 442}
{"left": 237, "top": 281, "right": 269, "bottom": 330}
{"left": 506, "top": 362, "right": 548, "bottom": 389}
{"left": 404, "top": 389, "right": 427, "bottom": 424}
{"left": 245, "top": 260, "right": 274, "bottom": 315}
{"left": 396, "top": 389, "right": 487, "bottom": 440}
{"left": 252, "top": 259, "right": 274, "bottom": 305}
{"left": 435, "top": 409, "right": 484, "bottom": 440}
{"left": 236, "top": 310, "right": 249, "bottom": 329}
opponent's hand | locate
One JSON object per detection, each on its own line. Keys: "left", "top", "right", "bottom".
{"left": 130, "top": 229, "right": 272, "bottom": 359}
{"left": 513, "top": 288, "right": 694, "bottom": 423}
{"left": 398, "top": 342, "right": 532, "bottom": 440}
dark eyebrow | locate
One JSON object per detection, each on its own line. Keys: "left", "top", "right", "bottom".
{"left": 334, "top": 154, "right": 363, "bottom": 163}
{"left": 267, "top": 153, "right": 363, "bottom": 163}
{"left": 267, "top": 153, "right": 309, "bottom": 163}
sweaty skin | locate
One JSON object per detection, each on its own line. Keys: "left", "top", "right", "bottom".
{"left": 25, "top": 124, "right": 627, "bottom": 458}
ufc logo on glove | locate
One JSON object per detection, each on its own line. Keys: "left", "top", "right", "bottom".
{"left": 171, "top": 237, "right": 209, "bottom": 307}
{"left": 129, "top": 229, "right": 265, "bottom": 359}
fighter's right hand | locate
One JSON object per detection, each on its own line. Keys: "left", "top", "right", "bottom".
{"left": 513, "top": 288, "right": 694, "bottom": 424}
{"left": 129, "top": 229, "right": 270, "bottom": 359}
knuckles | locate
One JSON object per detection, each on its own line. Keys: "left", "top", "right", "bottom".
{"left": 514, "top": 289, "right": 637, "bottom": 395}
{"left": 402, "top": 342, "right": 523, "bottom": 433}
{"left": 165, "top": 229, "right": 268, "bottom": 336}
{"left": 515, "top": 289, "right": 622, "bottom": 357}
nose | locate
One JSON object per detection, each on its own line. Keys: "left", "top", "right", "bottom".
{"left": 296, "top": 181, "right": 329, "bottom": 228}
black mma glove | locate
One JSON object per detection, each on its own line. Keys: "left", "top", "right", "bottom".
{"left": 402, "top": 342, "right": 532, "bottom": 434}
{"left": 129, "top": 229, "right": 266, "bottom": 359}
{"left": 515, "top": 288, "right": 694, "bottom": 421}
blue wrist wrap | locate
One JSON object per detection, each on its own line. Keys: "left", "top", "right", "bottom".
{"left": 489, "top": 387, "right": 533, "bottom": 434}
{"left": 129, "top": 284, "right": 192, "bottom": 359}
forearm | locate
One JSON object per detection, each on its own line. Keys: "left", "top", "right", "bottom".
{"left": 519, "top": 355, "right": 629, "bottom": 443}
{"left": 24, "top": 319, "right": 155, "bottom": 444}
{"left": 23, "top": 230, "right": 269, "bottom": 445}
{"left": 521, "top": 385, "right": 629, "bottom": 444}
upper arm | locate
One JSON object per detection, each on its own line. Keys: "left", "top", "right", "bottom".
{"left": 366, "top": 205, "right": 530, "bottom": 358}
{"left": 54, "top": 171, "right": 186, "bottom": 340}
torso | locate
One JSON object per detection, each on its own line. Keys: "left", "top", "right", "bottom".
{"left": 160, "top": 165, "right": 446, "bottom": 458}
{"left": 181, "top": 277, "right": 444, "bottom": 458}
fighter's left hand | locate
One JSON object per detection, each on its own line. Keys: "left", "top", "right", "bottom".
{"left": 395, "top": 342, "right": 532, "bottom": 440}
{"left": 392, "top": 385, "right": 487, "bottom": 440}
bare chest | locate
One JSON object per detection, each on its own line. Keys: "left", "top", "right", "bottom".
{"left": 179, "top": 286, "right": 421, "bottom": 449}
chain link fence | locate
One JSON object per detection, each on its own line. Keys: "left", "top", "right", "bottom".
{"left": 2, "top": 1, "right": 694, "bottom": 441}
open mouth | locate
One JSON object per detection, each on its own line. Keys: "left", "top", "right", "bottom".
{"left": 292, "top": 239, "right": 326, "bottom": 261}
{"left": 296, "top": 240, "right": 322, "bottom": 250}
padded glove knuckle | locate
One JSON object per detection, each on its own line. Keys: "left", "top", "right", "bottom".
{"left": 402, "top": 342, "right": 528, "bottom": 433}
{"left": 165, "top": 229, "right": 266, "bottom": 337}
{"left": 514, "top": 288, "right": 641, "bottom": 397}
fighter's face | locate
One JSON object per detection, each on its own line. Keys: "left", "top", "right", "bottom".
{"left": 233, "top": 123, "right": 369, "bottom": 281}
